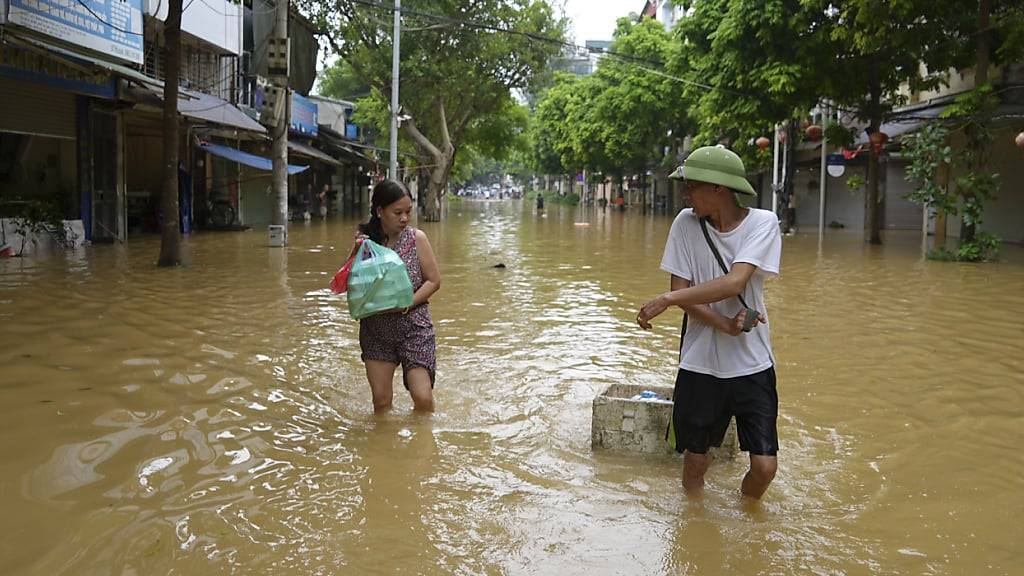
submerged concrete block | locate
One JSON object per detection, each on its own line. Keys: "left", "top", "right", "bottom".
{"left": 591, "top": 383, "right": 738, "bottom": 458}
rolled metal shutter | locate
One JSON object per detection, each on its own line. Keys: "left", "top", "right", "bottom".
{"left": 0, "top": 79, "right": 76, "bottom": 139}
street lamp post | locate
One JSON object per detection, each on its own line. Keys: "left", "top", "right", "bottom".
{"left": 819, "top": 104, "right": 828, "bottom": 242}
{"left": 771, "top": 123, "right": 780, "bottom": 215}
{"left": 389, "top": 0, "right": 401, "bottom": 181}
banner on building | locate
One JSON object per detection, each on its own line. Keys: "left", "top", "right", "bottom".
{"left": 290, "top": 91, "right": 318, "bottom": 136}
{"left": 5, "top": 0, "right": 144, "bottom": 64}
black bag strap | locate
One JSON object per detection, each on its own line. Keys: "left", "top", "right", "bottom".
{"left": 680, "top": 216, "right": 761, "bottom": 359}
{"left": 678, "top": 312, "right": 688, "bottom": 362}
{"left": 699, "top": 217, "right": 751, "bottom": 310}
{"left": 672, "top": 216, "right": 759, "bottom": 444}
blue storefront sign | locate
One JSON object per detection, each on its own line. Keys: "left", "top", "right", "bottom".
{"left": 0, "top": 40, "right": 117, "bottom": 98}
{"left": 345, "top": 123, "right": 358, "bottom": 140}
{"left": 4, "top": 0, "right": 144, "bottom": 64}
{"left": 290, "top": 92, "right": 318, "bottom": 137}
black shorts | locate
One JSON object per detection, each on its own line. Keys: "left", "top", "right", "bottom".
{"left": 668, "top": 366, "right": 778, "bottom": 456}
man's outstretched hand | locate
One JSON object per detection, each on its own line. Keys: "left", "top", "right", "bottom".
{"left": 636, "top": 294, "right": 669, "bottom": 330}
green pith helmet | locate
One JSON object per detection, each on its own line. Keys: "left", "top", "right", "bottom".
{"left": 668, "top": 145, "right": 756, "bottom": 196}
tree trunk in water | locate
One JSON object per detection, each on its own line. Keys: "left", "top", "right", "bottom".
{"left": 423, "top": 149, "right": 453, "bottom": 222}
{"left": 402, "top": 99, "right": 457, "bottom": 223}
{"left": 159, "top": 0, "right": 183, "bottom": 266}
{"left": 865, "top": 62, "right": 883, "bottom": 245}
{"left": 641, "top": 173, "right": 648, "bottom": 212}
{"left": 960, "top": 0, "right": 991, "bottom": 245}
{"left": 781, "top": 122, "right": 796, "bottom": 233}
{"left": 866, "top": 142, "right": 882, "bottom": 244}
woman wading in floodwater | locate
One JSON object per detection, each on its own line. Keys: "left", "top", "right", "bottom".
{"left": 349, "top": 180, "right": 441, "bottom": 412}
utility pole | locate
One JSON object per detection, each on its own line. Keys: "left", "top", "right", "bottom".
{"left": 269, "top": 0, "right": 290, "bottom": 245}
{"left": 389, "top": 0, "right": 401, "bottom": 181}
{"left": 771, "top": 122, "right": 780, "bottom": 215}
{"left": 818, "top": 103, "right": 828, "bottom": 242}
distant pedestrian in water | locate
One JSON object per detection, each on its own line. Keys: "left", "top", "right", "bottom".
{"left": 536, "top": 193, "right": 545, "bottom": 212}
{"left": 636, "top": 145, "right": 782, "bottom": 500}
{"left": 784, "top": 186, "right": 800, "bottom": 235}
{"left": 319, "top": 184, "right": 329, "bottom": 220}
{"left": 347, "top": 179, "right": 441, "bottom": 413}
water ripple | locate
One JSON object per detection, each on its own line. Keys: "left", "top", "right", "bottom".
{"left": 1, "top": 205, "right": 1022, "bottom": 574}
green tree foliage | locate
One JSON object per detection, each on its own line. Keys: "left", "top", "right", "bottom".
{"left": 671, "top": 0, "right": 829, "bottom": 157}
{"left": 317, "top": 59, "right": 371, "bottom": 102}
{"left": 590, "top": 17, "right": 693, "bottom": 173}
{"left": 528, "top": 72, "right": 585, "bottom": 175}
{"left": 901, "top": 1, "right": 1022, "bottom": 260}
{"left": 528, "top": 17, "right": 692, "bottom": 180}
{"left": 904, "top": 124, "right": 956, "bottom": 214}
{"left": 451, "top": 102, "right": 531, "bottom": 187}
{"left": 821, "top": 0, "right": 984, "bottom": 245}
{"left": 301, "top": 0, "right": 565, "bottom": 221}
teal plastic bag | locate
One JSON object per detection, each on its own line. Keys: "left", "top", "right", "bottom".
{"left": 346, "top": 239, "right": 414, "bottom": 320}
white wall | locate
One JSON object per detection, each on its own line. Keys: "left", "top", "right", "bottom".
{"left": 792, "top": 165, "right": 866, "bottom": 233}
{"left": 885, "top": 161, "right": 926, "bottom": 230}
{"left": 145, "top": 0, "right": 242, "bottom": 55}
{"left": 979, "top": 126, "right": 1024, "bottom": 244}
{"left": 659, "top": 4, "right": 682, "bottom": 30}
{"left": 309, "top": 97, "right": 350, "bottom": 135}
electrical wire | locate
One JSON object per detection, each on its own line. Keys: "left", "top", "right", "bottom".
{"left": 69, "top": 0, "right": 242, "bottom": 37}
{"left": 333, "top": 0, "right": 1022, "bottom": 123}
{"left": 333, "top": 0, "right": 773, "bottom": 102}
{"left": 72, "top": 0, "right": 143, "bottom": 36}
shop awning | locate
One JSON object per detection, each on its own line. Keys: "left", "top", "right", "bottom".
{"left": 334, "top": 141, "right": 374, "bottom": 162}
{"left": 8, "top": 34, "right": 158, "bottom": 88}
{"left": 126, "top": 84, "right": 270, "bottom": 134}
{"left": 199, "top": 142, "right": 308, "bottom": 174}
{"left": 850, "top": 100, "right": 958, "bottom": 147}
{"left": 317, "top": 126, "right": 377, "bottom": 166}
{"left": 288, "top": 139, "right": 342, "bottom": 166}
{"left": 177, "top": 90, "right": 267, "bottom": 134}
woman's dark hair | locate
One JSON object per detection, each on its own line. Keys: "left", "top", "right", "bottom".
{"left": 359, "top": 179, "right": 412, "bottom": 244}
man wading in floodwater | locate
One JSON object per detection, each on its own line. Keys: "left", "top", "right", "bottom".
{"left": 636, "top": 145, "right": 782, "bottom": 499}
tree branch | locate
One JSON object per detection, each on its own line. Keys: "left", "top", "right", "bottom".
{"left": 437, "top": 96, "right": 453, "bottom": 154}
{"left": 403, "top": 119, "right": 443, "bottom": 159}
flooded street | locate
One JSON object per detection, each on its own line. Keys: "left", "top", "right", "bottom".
{"left": 1, "top": 201, "right": 1022, "bottom": 575}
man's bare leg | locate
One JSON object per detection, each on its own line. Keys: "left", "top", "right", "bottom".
{"left": 740, "top": 454, "right": 777, "bottom": 499}
{"left": 683, "top": 451, "right": 710, "bottom": 493}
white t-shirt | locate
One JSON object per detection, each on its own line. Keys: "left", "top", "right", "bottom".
{"left": 660, "top": 208, "right": 782, "bottom": 378}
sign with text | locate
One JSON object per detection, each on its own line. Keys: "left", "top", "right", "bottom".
{"left": 6, "top": 0, "right": 144, "bottom": 64}
{"left": 290, "top": 91, "right": 318, "bottom": 136}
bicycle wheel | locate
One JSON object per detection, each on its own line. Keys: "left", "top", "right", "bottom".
{"left": 210, "top": 201, "right": 235, "bottom": 227}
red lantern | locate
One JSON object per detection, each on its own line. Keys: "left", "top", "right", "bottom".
{"left": 1015, "top": 131, "right": 1024, "bottom": 150}
{"left": 805, "top": 125, "right": 823, "bottom": 142}
{"left": 755, "top": 136, "right": 771, "bottom": 150}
